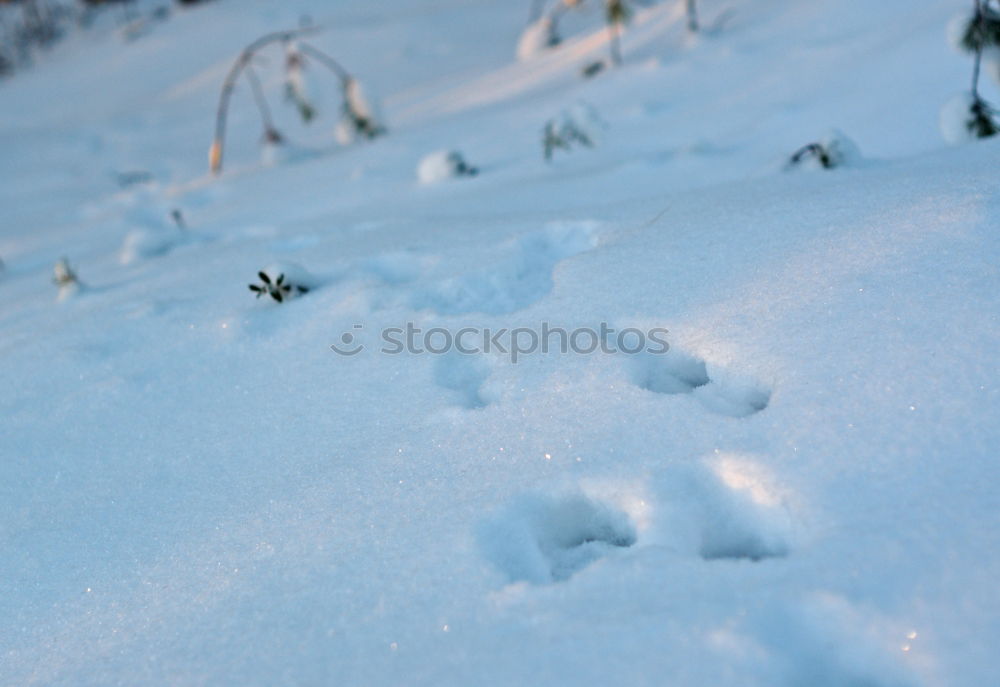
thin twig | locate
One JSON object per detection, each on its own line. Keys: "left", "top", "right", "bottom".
{"left": 244, "top": 62, "right": 278, "bottom": 137}
{"left": 296, "top": 41, "right": 351, "bottom": 86}
{"left": 210, "top": 27, "right": 321, "bottom": 174}
{"left": 973, "top": 0, "right": 984, "bottom": 100}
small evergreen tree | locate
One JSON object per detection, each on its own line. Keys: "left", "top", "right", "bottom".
{"left": 955, "top": 0, "right": 1000, "bottom": 138}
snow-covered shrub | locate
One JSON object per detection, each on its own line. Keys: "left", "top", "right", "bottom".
{"left": 543, "top": 103, "right": 606, "bottom": 160}
{"left": 950, "top": 2, "right": 1000, "bottom": 81}
{"left": 417, "top": 151, "right": 479, "bottom": 184}
{"left": 53, "top": 257, "right": 82, "bottom": 299}
{"left": 334, "top": 77, "right": 386, "bottom": 144}
{"left": 942, "top": 1, "right": 1000, "bottom": 141}
{"left": 210, "top": 30, "right": 386, "bottom": 174}
{"left": 248, "top": 263, "right": 316, "bottom": 303}
{"left": 120, "top": 229, "right": 176, "bottom": 264}
{"left": 786, "top": 130, "right": 861, "bottom": 170}
{"left": 941, "top": 92, "right": 1000, "bottom": 142}
{"left": 953, "top": 1, "right": 1000, "bottom": 54}
{"left": 0, "top": 0, "right": 74, "bottom": 76}
{"left": 53, "top": 257, "right": 77, "bottom": 285}
{"left": 119, "top": 204, "right": 189, "bottom": 264}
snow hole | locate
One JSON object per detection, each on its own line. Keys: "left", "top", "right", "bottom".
{"left": 479, "top": 492, "right": 636, "bottom": 584}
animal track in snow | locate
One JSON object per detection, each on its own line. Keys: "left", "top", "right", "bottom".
{"left": 656, "top": 457, "right": 792, "bottom": 562}
{"left": 433, "top": 353, "right": 491, "bottom": 409}
{"left": 633, "top": 350, "right": 771, "bottom": 418}
{"left": 412, "top": 222, "right": 598, "bottom": 315}
{"left": 749, "top": 593, "right": 921, "bottom": 687}
{"left": 478, "top": 492, "right": 636, "bottom": 584}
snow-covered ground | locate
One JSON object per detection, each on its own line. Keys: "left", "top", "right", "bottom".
{"left": 2, "top": 1, "right": 999, "bottom": 685}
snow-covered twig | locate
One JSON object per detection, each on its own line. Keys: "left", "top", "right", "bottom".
{"left": 210, "top": 27, "right": 319, "bottom": 174}
{"left": 210, "top": 28, "right": 384, "bottom": 174}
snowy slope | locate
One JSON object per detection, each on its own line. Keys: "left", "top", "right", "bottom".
{"left": 1, "top": 1, "right": 999, "bottom": 686}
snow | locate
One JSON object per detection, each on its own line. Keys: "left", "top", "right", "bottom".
{"left": 940, "top": 91, "right": 979, "bottom": 143}
{"left": 416, "top": 150, "right": 476, "bottom": 184}
{"left": 517, "top": 16, "right": 559, "bottom": 62}
{"left": 2, "top": 0, "right": 1000, "bottom": 685}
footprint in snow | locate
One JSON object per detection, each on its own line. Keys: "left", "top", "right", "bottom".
{"left": 632, "top": 349, "right": 771, "bottom": 418}
{"left": 655, "top": 457, "right": 792, "bottom": 562}
{"left": 479, "top": 457, "right": 792, "bottom": 587}
{"left": 411, "top": 221, "right": 599, "bottom": 315}
{"left": 478, "top": 492, "right": 636, "bottom": 584}
{"left": 433, "top": 353, "right": 492, "bottom": 409}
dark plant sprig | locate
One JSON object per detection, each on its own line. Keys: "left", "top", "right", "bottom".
{"left": 248, "top": 271, "right": 310, "bottom": 303}
{"left": 961, "top": 0, "right": 1000, "bottom": 138}
{"left": 284, "top": 48, "right": 316, "bottom": 123}
{"left": 543, "top": 118, "right": 594, "bottom": 160}
{"left": 605, "top": 0, "right": 631, "bottom": 66}
{"left": 960, "top": 0, "right": 1000, "bottom": 52}
{"left": 968, "top": 95, "right": 1000, "bottom": 137}
{"left": 787, "top": 142, "right": 833, "bottom": 169}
